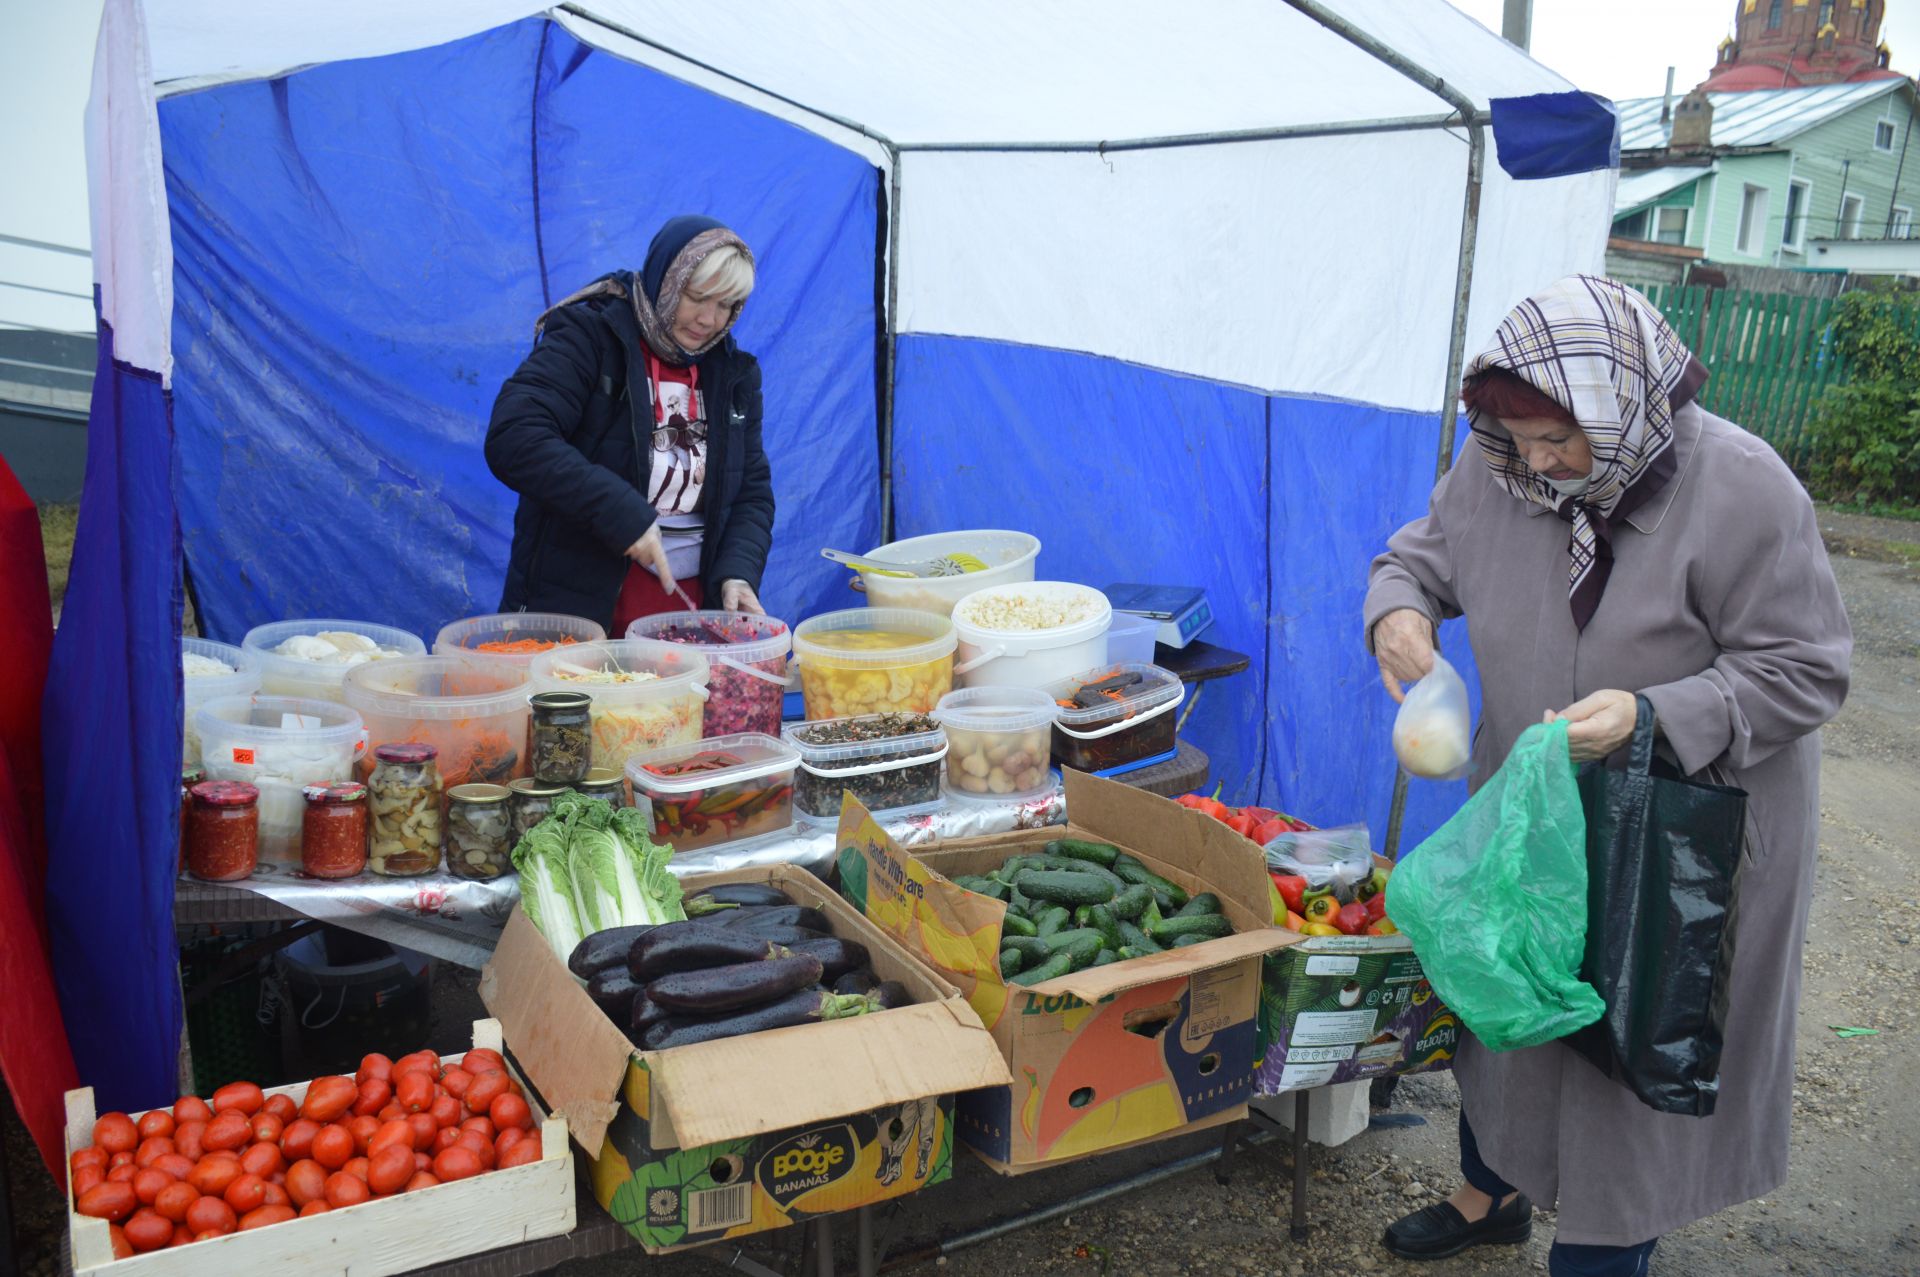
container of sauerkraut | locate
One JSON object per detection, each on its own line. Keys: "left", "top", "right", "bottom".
{"left": 182, "top": 637, "right": 261, "bottom": 766}
{"left": 528, "top": 640, "right": 709, "bottom": 778}
{"left": 242, "top": 619, "right": 425, "bottom": 704}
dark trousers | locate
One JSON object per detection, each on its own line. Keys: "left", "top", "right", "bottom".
{"left": 1459, "top": 1111, "right": 1660, "bottom": 1277}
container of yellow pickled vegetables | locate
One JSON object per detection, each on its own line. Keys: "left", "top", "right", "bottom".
{"left": 791, "top": 608, "right": 957, "bottom": 721}
{"left": 528, "top": 639, "right": 711, "bottom": 777}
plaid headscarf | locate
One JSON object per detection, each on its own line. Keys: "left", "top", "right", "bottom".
{"left": 1465, "top": 275, "right": 1707, "bottom": 630}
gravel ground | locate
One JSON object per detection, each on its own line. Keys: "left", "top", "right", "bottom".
{"left": 6, "top": 508, "right": 1915, "bottom": 1276}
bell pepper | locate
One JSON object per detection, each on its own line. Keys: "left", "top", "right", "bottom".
{"left": 1303, "top": 894, "right": 1339, "bottom": 927}
{"left": 1302, "top": 922, "right": 1343, "bottom": 937}
{"left": 1285, "top": 910, "right": 1308, "bottom": 932}
{"left": 1366, "top": 918, "right": 1399, "bottom": 937}
{"left": 1364, "top": 891, "right": 1387, "bottom": 923}
{"left": 1334, "top": 901, "right": 1370, "bottom": 936}
{"left": 1268, "top": 871, "right": 1308, "bottom": 917}
{"left": 1225, "top": 811, "right": 1261, "bottom": 839}
{"left": 1253, "top": 817, "right": 1291, "bottom": 845}
{"left": 1242, "top": 806, "right": 1281, "bottom": 824}
{"left": 1175, "top": 784, "right": 1231, "bottom": 823}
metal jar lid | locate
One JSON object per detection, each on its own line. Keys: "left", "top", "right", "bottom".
{"left": 191, "top": 780, "right": 259, "bottom": 807}
{"left": 373, "top": 741, "right": 439, "bottom": 765}
{"left": 529, "top": 690, "right": 592, "bottom": 713}
{"left": 449, "top": 782, "right": 512, "bottom": 806}
{"left": 507, "top": 776, "right": 570, "bottom": 798}
{"left": 302, "top": 781, "right": 368, "bottom": 805}
{"left": 574, "top": 767, "right": 625, "bottom": 793}
{"left": 182, "top": 764, "right": 207, "bottom": 787}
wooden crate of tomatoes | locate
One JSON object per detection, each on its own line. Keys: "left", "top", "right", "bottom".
{"left": 63, "top": 1019, "right": 573, "bottom": 1276}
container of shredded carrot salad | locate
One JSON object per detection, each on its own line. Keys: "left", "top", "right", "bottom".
{"left": 343, "top": 655, "right": 536, "bottom": 790}
{"left": 528, "top": 639, "right": 710, "bottom": 777}
{"left": 433, "top": 612, "right": 607, "bottom": 666}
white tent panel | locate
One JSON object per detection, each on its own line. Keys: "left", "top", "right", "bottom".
{"left": 88, "top": 0, "right": 172, "bottom": 376}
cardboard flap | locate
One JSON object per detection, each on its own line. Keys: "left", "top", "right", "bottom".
{"left": 1062, "top": 769, "right": 1274, "bottom": 909}
{"left": 650, "top": 1001, "right": 1011, "bottom": 1148}
{"left": 1038, "top": 926, "right": 1300, "bottom": 1001}
{"left": 479, "top": 908, "right": 634, "bottom": 1157}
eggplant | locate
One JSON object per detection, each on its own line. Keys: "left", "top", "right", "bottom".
{"left": 643, "top": 987, "right": 871, "bottom": 1050}
{"left": 869, "top": 980, "right": 912, "bottom": 1010}
{"left": 587, "top": 966, "right": 641, "bottom": 1020}
{"left": 832, "top": 969, "right": 879, "bottom": 997}
{"left": 569, "top": 925, "right": 657, "bottom": 980}
{"left": 631, "top": 922, "right": 785, "bottom": 981}
{"left": 788, "top": 937, "right": 870, "bottom": 985}
{"left": 707, "top": 904, "right": 832, "bottom": 934}
{"left": 723, "top": 923, "right": 828, "bottom": 947}
{"left": 630, "top": 991, "right": 670, "bottom": 1037}
{"left": 683, "top": 883, "right": 791, "bottom": 910}
{"left": 648, "top": 953, "right": 825, "bottom": 1014}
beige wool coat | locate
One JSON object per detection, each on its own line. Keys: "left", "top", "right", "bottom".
{"left": 1363, "top": 402, "right": 1852, "bottom": 1246}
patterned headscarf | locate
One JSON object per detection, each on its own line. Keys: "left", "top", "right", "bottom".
{"left": 1464, "top": 275, "right": 1707, "bottom": 630}
{"left": 534, "top": 216, "right": 754, "bottom": 367}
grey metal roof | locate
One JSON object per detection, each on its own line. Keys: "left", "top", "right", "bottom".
{"left": 1616, "top": 78, "right": 1909, "bottom": 152}
{"left": 1615, "top": 163, "right": 1715, "bottom": 215}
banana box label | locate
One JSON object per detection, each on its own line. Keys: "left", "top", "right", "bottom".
{"left": 1254, "top": 938, "right": 1457, "bottom": 1094}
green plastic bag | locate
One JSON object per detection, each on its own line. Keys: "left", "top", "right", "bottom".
{"left": 1389, "top": 720, "right": 1604, "bottom": 1052}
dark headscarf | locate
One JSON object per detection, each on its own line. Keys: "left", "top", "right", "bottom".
{"left": 631, "top": 215, "right": 754, "bottom": 366}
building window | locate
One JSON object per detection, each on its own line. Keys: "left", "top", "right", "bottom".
{"left": 1783, "top": 179, "right": 1812, "bottom": 251}
{"left": 1893, "top": 205, "right": 1914, "bottom": 239}
{"left": 1876, "top": 120, "right": 1897, "bottom": 152}
{"left": 1613, "top": 209, "right": 1651, "bottom": 240}
{"left": 1655, "top": 207, "right": 1690, "bottom": 245}
{"left": 1840, "top": 192, "right": 1865, "bottom": 238}
{"left": 1737, "top": 184, "right": 1771, "bottom": 256}
{"left": 1768, "top": 0, "right": 1783, "bottom": 29}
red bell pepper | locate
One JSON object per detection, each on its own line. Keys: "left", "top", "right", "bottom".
{"left": 1334, "top": 901, "right": 1370, "bottom": 936}
{"left": 1268, "top": 872, "right": 1308, "bottom": 916}
{"left": 1252, "top": 817, "right": 1291, "bottom": 845}
{"left": 1364, "top": 892, "right": 1386, "bottom": 923}
{"left": 1225, "top": 811, "right": 1261, "bottom": 839}
{"left": 1176, "top": 784, "right": 1231, "bottom": 823}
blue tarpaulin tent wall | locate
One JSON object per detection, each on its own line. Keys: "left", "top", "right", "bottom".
{"left": 62, "top": 0, "right": 1615, "bottom": 1108}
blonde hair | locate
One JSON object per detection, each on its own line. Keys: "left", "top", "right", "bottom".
{"left": 688, "top": 245, "right": 755, "bottom": 306}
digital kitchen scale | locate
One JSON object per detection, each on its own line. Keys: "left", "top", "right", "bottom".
{"left": 1101, "top": 583, "right": 1214, "bottom": 650}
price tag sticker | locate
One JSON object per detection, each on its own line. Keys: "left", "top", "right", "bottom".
{"left": 231, "top": 747, "right": 256, "bottom": 766}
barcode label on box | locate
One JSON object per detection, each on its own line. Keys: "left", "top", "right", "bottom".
{"left": 688, "top": 1182, "right": 753, "bottom": 1232}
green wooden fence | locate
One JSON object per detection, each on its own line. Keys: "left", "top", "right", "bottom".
{"left": 1640, "top": 284, "right": 1846, "bottom": 469}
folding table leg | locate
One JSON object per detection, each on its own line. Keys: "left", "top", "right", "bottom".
{"left": 1289, "top": 1090, "right": 1310, "bottom": 1242}
{"left": 856, "top": 1205, "right": 876, "bottom": 1277}
{"left": 814, "top": 1215, "right": 835, "bottom": 1277}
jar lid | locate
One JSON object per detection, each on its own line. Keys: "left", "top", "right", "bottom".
{"left": 508, "top": 776, "right": 570, "bottom": 798}
{"left": 529, "top": 690, "right": 592, "bottom": 713}
{"left": 191, "top": 780, "right": 259, "bottom": 807}
{"left": 374, "top": 742, "right": 439, "bottom": 764}
{"left": 302, "top": 781, "right": 367, "bottom": 805}
{"left": 576, "top": 767, "right": 625, "bottom": 792}
{"left": 449, "top": 782, "right": 512, "bottom": 805}
{"left": 182, "top": 764, "right": 207, "bottom": 785}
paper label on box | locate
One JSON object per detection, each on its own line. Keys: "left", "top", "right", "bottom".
{"left": 1281, "top": 1043, "right": 1356, "bottom": 1065}
{"left": 1184, "top": 967, "right": 1241, "bottom": 1043}
{"left": 1289, "top": 1009, "right": 1379, "bottom": 1047}
{"left": 1304, "top": 955, "right": 1361, "bottom": 977}
{"left": 1279, "top": 1062, "right": 1340, "bottom": 1090}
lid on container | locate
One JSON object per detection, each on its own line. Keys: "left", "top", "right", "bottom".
{"left": 193, "top": 695, "right": 366, "bottom": 753}
{"left": 950, "top": 582, "right": 1111, "bottom": 638}
{"left": 302, "top": 781, "right": 368, "bottom": 805}
{"left": 783, "top": 713, "right": 946, "bottom": 767}
{"left": 449, "top": 783, "right": 512, "bottom": 805}
{"left": 791, "top": 608, "right": 957, "bottom": 668}
{"left": 434, "top": 612, "right": 607, "bottom": 662}
{"left": 529, "top": 690, "right": 592, "bottom": 714}
{"left": 626, "top": 733, "right": 800, "bottom": 795}
{"left": 933, "top": 685, "right": 1060, "bottom": 734}
{"left": 241, "top": 620, "right": 426, "bottom": 672}
{"left": 181, "top": 636, "right": 258, "bottom": 682}
{"left": 626, "top": 611, "right": 792, "bottom": 664}
{"left": 191, "top": 780, "right": 259, "bottom": 807}
{"left": 343, "top": 655, "right": 531, "bottom": 720}
{"left": 183, "top": 765, "right": 206, "bottom": 786}
{"left": 374, "top": 742, "right": 439, "bottom": 764}
{"left": 529, "top": 639, "right": 711, "bottom": 697}
{"left": 576, "top": 768, "right": 625, "bottom": 793}
{"left": 508, "top": 777, "right": 571, "bottom": 798}
{"left": 1046, "top": 663, "right": 1183, "bottom": 727}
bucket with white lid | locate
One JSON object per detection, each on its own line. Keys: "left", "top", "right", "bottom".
{"left": 625, "top": 611, "right": 792, "bottom": 737}
{"left": 933, "top": 685, "right": 1058, "bottom": 801}
{"left": 195, "top": 695, "right": 367, "bottom": 869}
{"left": 950, "top": 582, "right": 1112, "bottom": 690}
{"left": 242, "top": 619, "right": 425, "bottom": 703}
{"left": 182, "top": 637, "right": 261, "bottom": 766}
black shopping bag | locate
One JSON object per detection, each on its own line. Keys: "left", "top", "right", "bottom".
{"left": 1566, "top": 695, "right": 1747, "bottom": 1117}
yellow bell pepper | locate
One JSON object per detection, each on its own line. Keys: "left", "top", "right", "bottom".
{"left": 1302, "top": 922, "right": 1343, "bottom": 937}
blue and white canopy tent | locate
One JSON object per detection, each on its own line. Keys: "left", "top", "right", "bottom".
{"left": 59, "top": 0, "right": 1617, "bottom": 1106}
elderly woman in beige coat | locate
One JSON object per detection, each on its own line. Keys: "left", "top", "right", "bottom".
{"left": 1364, "top": 276, "right": 1850, "bottom": 1277}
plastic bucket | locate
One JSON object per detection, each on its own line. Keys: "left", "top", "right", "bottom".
{"left": 949, "top": 583, "right": 1112, "bottom": 690}
{"left": 1104, "top": 612, "right": 1160, "bottom": 667}
{"left": 790, "top": 608, "right": 957, "bottom": 720}
{"left": 857, "top": 530, "right": 1041, "bottom": 617}
{"left": 274, "top": 930, "right": 433, "bottom": 1081}
{"left": 624, "top": 611, "right": 792, "bottom": 737}
{"left": 433, "top": 612, "right": 607, "bottom": 666}
{"left": 529, "top": 639, "right": 710, "bottom": 776}
{"left": 195, "top": 695, "right": 366, "bottom": 869}
{"left": 933, "top": 685, "right": 1058, "bottom": 801}
{"left": 242, "top": 619, "right": 426, "bottom": 704}
{"left": 343, "top": 655, "right": 534, "bottom": 789}
{"left": 182, "top": 637, "right": 261, "bottom": 766}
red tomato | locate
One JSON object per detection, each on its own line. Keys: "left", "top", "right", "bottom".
{"left": 432, "top": 1146, "right": 483, "bottom": 1183}
{"left": 108, "top": 1151, "right": 134, "bottom": 1169}
{"left": 353, "top": 1076, "right": 392, "bottom": 1117}
{"left": 343, "top": 1157, "right": 370, "bottom": 1183}
{"left": 413, "top": 1152, "right": 431, "bottom": 1173}
{"left": 210, "top": 1082, "right": 265, "bottom": 1116}
{"left": 310, "top": 1125, "right": 354, "bottom": 1171}
{"left": 250, "top": 1113, "right": 285, "bottom": 1145}
{"left": 368, "top": 1119, "right": 412, "bottom": 1156}
{"left": 186, "top": 1157, "right": 241, "bottom": 1197}
{"left": 376, "top": 1102, "right": 406, "bottom": 1123}
{"left": 169, "top": 1225, "right": 195, "bottom": 1248}
{"left": 151, "top": 1152, "right": 195, "bottom": 1181}
{"left": 497, "top": 1139, "right": 542, "bottom": 1170}
{"left": 173, "top": 1119, "right": 207, "bottom": 1161}
{"left": 109, "top": 1224, "right": 134, "bottom": 1259}
{"left": 261, "top": 1182, "right": 290, "bottom": 1208}
{"left": 495, "top": 1127, "right": 525, "bottom": 1156}
{"left": 456, "top": 1129, "right": 496, "bottom": 1169}
{"left": 284, "top": 1160, "right": 327, "bottom": 1208}
{"left": 404, "top": 1170, "right": 440, "bottom": 1192}
{"left": 279, "top": 1118, "right": 320, "bottom": 1161}
{"left": 261, "top": 1093, "right": 298, "bottom": 1125}
{"left": 124, "top": 1208, "right": 173, "bottom": 1252}
{"left": 202, "top": 1112, "right": 251, "bottom": 1152}
{"left": 406, "top": 1112, "right": 438, "bottom": 1151}
{"left": 135, "top": 1136, "right": 175, "bottom": 1168}
{"left": 154, "top": 1180, "right": 200, "bottom": 1223}
{"left": 465, "top": 1071, "right": 510, "bottom": 1114}
{"left": 240, "top": 1142, "right": 283, "bottom": 1178}
{"left": 107, "top": 1165, "right": 138, "bottom": 1184}
{"left": 438, "top": 1066, "right": 473, "bottom": 1101}
{"left": 516, "top": 1131, "right": 542, "bottom": 1160}
{"left": 394, "top": 1071, "right": 435, "bottom": 1115}
{"left": 172, "top": 1096, "right": 214, "bottom": 1125}
{"left": 347, "top": 1115, "right": 381, "bottom": 1155}
{"left": 132, "top": 1167, "right": 174, "bottom": 1205}
{"left": 299, "top": 1200, "right": 331, "bottom": 1217}
{"left": 461, "top": 1048, "right": 506, "bottom": 1076}
{"left": 300, "top": 1076, "right": 358, "bottom": 1124}
{"left": 366, "top": 1144, "right": 414, "bottom": 1196}
{"left": 71, "top": 1146, "right": 108, "bottom": 1175}
{"left": 489, "top": 1093, "right": 534, "bottom": 1133}
{"left": 136, "top": 1110, "right": 176, "bottom": 1141}
{"left": 393, "top": 1049, "right": 440, "bottom": 1078}
{"left": 92, "top": 1113, "right": 139, "bottom": 1155}
{"left": 433, "top": 1126, "right": 462, "bottom": 1154}
{"left": 459, "top": 1115, "right": 495, "bottom": 1142}
{"left": 72, "top": 1165, "right": 105, "bottom": 1197}
{"left": 77, "top": 1181, "right": 138, "bottom": 1222}
{"left": 239, "top": 1204, "right": 296, "bottom": 1230}
{"left": 223, "top": 1172, "right": 267, "bottom": 1214}
{"left": 323, "top": 1171, "right": 370, "bottom": 1208}
{"left": 356, "top": 1053, "right": 394, "bottom": 1085}
{"left": 428, "top": 1094, "right": 461, "bottom": 1130}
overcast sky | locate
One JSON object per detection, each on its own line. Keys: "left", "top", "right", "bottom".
{"left": 3, "top": 1, "right": 1917, "bottom": 332}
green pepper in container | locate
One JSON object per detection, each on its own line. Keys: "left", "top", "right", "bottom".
{"left": 625, "top": 732, "right": 801, "bottom": 853}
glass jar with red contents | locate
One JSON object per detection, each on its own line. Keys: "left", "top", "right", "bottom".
{"left": 301, "top": 781, "right": 369, "bottom": 879}
{"left": 185, "top": 780, "right": 260, "bottom": 882}
{"left": 179, "top": 764, "right": 205, "bottom": 871}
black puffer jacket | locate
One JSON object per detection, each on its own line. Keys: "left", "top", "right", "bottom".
{"left": 485, "top": 274, "right": 774, "bottom": 632}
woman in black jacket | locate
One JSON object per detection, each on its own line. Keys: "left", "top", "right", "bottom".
{"left": 486, "top": 215, "right": 775, "bottom": 633}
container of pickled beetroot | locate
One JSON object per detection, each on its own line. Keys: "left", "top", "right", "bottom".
{"left": 625, "top": 611, "right": 792, "bottom": 738}
{"left": 625, "top": 733, "right": 799, "bottom": 852}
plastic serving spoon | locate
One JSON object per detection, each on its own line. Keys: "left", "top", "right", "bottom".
{"left": 821, "top": 547, "right": 988, "bottom": 578}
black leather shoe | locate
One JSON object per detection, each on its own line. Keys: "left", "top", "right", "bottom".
{"left": 1381, "top": 1192, "right": 1532, "bottom": 1261}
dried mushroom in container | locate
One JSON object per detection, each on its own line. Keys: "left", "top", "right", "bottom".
{"left": 446, "top": 783, "right": 513, "bottom": 879}
{"left": 367, "top": 742, "right": 443, "bottom": 876}
{"left": 783, "top": 712, "right": 947, "bottom": 819}
{"left": 528, "top": 690, "right": 592, "bottom": 784}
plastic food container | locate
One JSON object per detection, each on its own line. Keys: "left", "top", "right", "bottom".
{"left": 529, "top": 639, "right": 710, "bottom": 777}
{"left": 242, "top": 619, "right": 426, "bottom": 704}
{"left": 791, "top": 608, "right": 956, "bottom": 721}
{"left": 1045, "top": 663, "right": 1187, "bottom": 776}
{"left": 343, "top": 656, "right": 533, "bottom": 790}
{"left": 784, "top": 712, "right": 948, "bottom": 820}
{"left": 433, "top": 612, "right": 607, "bottom": 665}
{"left": 625, "top": 611, "right": 792, "bottom": 738}
{"left": 933, "top": 686, "right": 1058, "bottom": 800}
{"left": 626, "top": 733, "right": 800, "bottom": 852}
{"left": 1104, "top": 612, "right": 1160, "bottom": 667}
{"left": 950, "top": 582, "right": 1112, "bottom": 690}
{"left": 195, "top": 695, "right": 367, "bottom": 869}
{"left": 856, "top": 529, "right": 1041, "bottom": 617}
{"left": 182, "top": 637, "right": 261, "bottom": 766}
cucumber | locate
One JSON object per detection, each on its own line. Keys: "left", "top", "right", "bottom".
{"left": 1086, "top": 904, "right": 1124, "bottom": 952}
{"left": 1001, "top": 911, "right": 1039, "bottom": 938}
{"left": 1002, "top": 935, "right": 1052, "bottom": 961}
{"left": 954, "top": 874, "right": 1009, "bottom": 901}
{"left": 952, "top": 874, "right": 995, "bottom": 891}
{"left": 1148, "top": 913, "right": 1234, "bottom": 942}
{"left": 1047, "top": 839, "right": 1122, "bottom": 868}
{"left": 1109, "top": 884, "right": 1154, "bottom": 921}
{"left": 1092, "top": 949, "right": 1120, "bottom": 966}
{"left": 1018, "top": 871, "right": 1116, "bottom": 906}
{"left": 1000, "top": 948, "right": 1024, "bottom": 977}
{"left": 1009, "top": 953, "right": 1073, "bottom": 986}
{"left": 1015, "top": 855, "right": 1130, "bottom": 891}
{"left": 1172, "top": 933, "right": 1210, "bottom": 948}
{"left": 1035, "top": 906, "right": 1071, "bottom": 938}
{"left": 1041, "top": 929, "right": 1105, "bottom": 969}
{"left": 1008, "top": 884, "right": 1031, "bottom": 916}
{"left": 1117, "top": 920, "right": 1163, "bottom": 953}
{"left": 1175, "top": 892, "right": 1223, "bottom": 918}
{"left": 1112, "top": 862, "right": 1189, "bottom": 908}
{"left": 1073, "top": 905, "right": 1092, "bottom": 928}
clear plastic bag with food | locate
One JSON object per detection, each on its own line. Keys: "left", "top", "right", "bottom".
{"left": 1392, "top": 654, "right": 1473, "bottom": 780}
{"left": 1263, "top": 825, "right": 1374, "bottom": 899}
